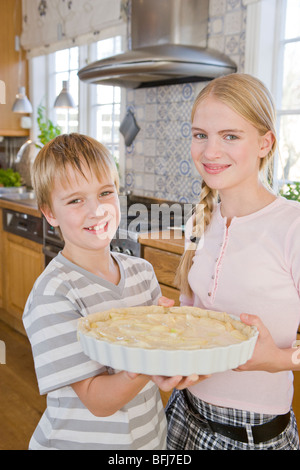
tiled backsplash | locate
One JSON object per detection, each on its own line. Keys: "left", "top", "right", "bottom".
{"left": 124, "top": 0, "right": 246, "bottom": 203}
{"left": 125, "top": 82, "right": 207, "bottom": 203}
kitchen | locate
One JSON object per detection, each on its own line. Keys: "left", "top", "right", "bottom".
{"left": 1, "top": 0, "right": 300, "bottom": 450}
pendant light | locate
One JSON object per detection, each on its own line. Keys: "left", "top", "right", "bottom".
{"left": 54, "top": 81, "right": 75, "bottom": 108}
{"left": 12, "top": 86, "right": 33, "bottom": 113}
{"left": 12, "top": 32, "right": 33, "bottom": 113}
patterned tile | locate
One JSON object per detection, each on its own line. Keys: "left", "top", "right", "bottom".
{"left": 124, "top": 0, "right": 246, "bottom": 202}
{"left": 209, "top": 0, "right": 226, "bottom": 16}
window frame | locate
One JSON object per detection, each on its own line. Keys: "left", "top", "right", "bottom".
{"left": 29, "top": 33, "right": 126, "bottom": 185}
{"left": 244, "top": 0, "right": 300, "bottom": 190}
{"left": 273, "top": 0, "right": 300, "bottom": 187}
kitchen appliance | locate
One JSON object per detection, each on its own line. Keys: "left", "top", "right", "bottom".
{"left": 110, "top": 194, "right": 188, "bottom": 256}
{"left": 78, "top": 0, "right": 236, "bottom": 88}
{"left": 3, "top": 208, "right": 43, "bottom": 244}
{"left": 43, "top": 218, "right": 64, "bottom": 266}
{"left": 15, "top": 139, "right": 39, "bottom": 188}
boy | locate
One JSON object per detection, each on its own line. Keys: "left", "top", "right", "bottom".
{"left": 23, "top": 133, "right": 190, "bottom": 450}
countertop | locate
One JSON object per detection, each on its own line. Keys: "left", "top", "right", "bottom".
{"left": 0, "top": 197, "right": 41, "bottom": 218}
{"left": 139, "top": 230, "right": 185, "bottom": 254}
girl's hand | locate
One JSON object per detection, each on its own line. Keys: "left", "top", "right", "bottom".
{"left": 158, "top": 296, "right": 175, "bottom": 307}
{"left": 234, "top": 313, "right": 282, "bottom": 373}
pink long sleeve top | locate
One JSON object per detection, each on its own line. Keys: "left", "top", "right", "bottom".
{"left": 182, "top": 196, "right": 300, "bottom": 414}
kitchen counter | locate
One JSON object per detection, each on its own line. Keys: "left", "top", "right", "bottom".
{"left": 139, "top": 229, "right": 185, "bottom": 254}
{"left": 0, "top": 196, "right": 40, "bottom": 218}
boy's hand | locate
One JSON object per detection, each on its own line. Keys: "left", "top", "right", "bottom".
{"left": 158, "top": 296, "right": 175, "bottom": 307}
{"left": 151, "top": 374, "right": 210, "bottom": 391}
{"left": 126, "top": 372, "right": 210, "bottom": 390}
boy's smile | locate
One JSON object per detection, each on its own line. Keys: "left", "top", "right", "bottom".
{"left": 42, "top": 161, "right": 120, "bottom": 265}
{"left": 85, "top": 221, "right": 109, "bottom": 233}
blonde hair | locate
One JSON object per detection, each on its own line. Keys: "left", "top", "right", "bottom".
{"left": 32, "top": 133, "right": 119, "bottom": 210}
{"left": 175, "top": 73, "right": 277, "bottom": 297}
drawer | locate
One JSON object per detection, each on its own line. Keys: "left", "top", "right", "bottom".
{"left": 143, "top": 246, "right": 181, "bottom": 288}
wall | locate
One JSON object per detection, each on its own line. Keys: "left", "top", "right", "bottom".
{"left": 124, "top": 0, "right": 246, "bottom": 203}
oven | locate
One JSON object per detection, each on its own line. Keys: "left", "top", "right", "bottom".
{"left": 3, "top": 209, "right": 43, "bottom": 244}
{"left": 43, "top": 217, "right": 64, "bottom": 266}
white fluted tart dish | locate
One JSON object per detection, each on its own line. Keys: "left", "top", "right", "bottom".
{"left": 77, "top": 306, "right": 258, "bottom": 376}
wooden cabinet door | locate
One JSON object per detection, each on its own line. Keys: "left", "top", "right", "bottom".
{"left": 3, "top": 232, "right": 44, "bottom": 318}
{"left": 0, "top": 209, "right": 3, "bottom": 308}
{"left": 0, "top": 0, "right": 29, "bottom": 136}
{"left": 143, "top": 246, "right": 181, "bottom": 287}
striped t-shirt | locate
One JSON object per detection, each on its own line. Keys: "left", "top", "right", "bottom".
{"left": 23, "top": 252, "right": 167, "bottom": 450}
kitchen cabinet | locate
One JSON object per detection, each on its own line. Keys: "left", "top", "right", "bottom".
{"left": 0, "top": 207, "right": 3, "bottom": 309}
{"left": 0, "top": 0, "right": 30, "bottom": 136}
{"left": 139, "top": 230, "right": 184, "bottom": 306}
{"left": 0, "top": 202, "right": 43, "bottom": 335}
{"left": 3, "top": 231, "right": 44, "bottom": 324}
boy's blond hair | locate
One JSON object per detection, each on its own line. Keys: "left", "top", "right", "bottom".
{"left": 175, "top": 73, "right": 277, "bottom": 297}
{"left": 32, "top": 133, "right": 119, "bottom": 211}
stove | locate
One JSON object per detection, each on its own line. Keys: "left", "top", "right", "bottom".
{"left": 110, "top": 194, "right": 189, "bottom": 257}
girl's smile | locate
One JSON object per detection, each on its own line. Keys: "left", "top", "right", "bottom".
{"left": 202, "top": 163, "right": 232, "bottom": 175}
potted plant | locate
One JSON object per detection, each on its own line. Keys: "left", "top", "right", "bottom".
{"left": 0, "top": 168, "right": 22, "bottom": 188}
{"left": 36, "top": 105, "right": 61, "bottom": 148}
{"left": 13, "top": 106, "right": 61, "bottom": 188}
{"left": 280, "top": 182, "right": 300, "bottom": 202}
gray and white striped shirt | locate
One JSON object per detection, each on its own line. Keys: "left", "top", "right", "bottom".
{"left": 23, "top": 252, "right": 167, "bottom": 450}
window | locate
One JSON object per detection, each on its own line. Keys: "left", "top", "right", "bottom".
{"left": 52, "top": 47, "right": 79, "bottom": 134}
{"left": 90, "top": 37, "right": 122, "bottom": 161}
{"left": 275, "top": 0, "right": 300, "bottom": 185}
{"left": 32, "top": 35, "right": 123, "bottom": 167}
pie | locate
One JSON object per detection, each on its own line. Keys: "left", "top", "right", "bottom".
{"left": 78, "top": 306, "right": 255, "bottom": 350}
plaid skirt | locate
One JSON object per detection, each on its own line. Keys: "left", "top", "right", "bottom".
{"left": 165, "top": 389, "right": 300, "bottom": 450}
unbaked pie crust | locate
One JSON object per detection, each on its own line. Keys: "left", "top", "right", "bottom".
{"left": 78, "top": 306, "right": 255, "bottom": 349}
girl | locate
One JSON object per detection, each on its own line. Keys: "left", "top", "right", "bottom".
{"left": 166, "top": 73, "right": 300, "bottom": 450}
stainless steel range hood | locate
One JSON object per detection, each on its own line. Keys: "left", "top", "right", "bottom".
{"left": 78, "top": 0, "right": 236, "bottom": 89}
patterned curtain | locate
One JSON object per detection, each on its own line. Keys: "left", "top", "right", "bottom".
{"left": 21, "top": 0, "right": 125, "bottom": 56}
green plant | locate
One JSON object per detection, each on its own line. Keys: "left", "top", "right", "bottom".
{"left": 0, "top": 168, "right": 22, "bottom": 187}
{"left": 36, "top": 105, "right": 61, "bottom": 148}
{"left": 280, "top": 182, "right": 300, "bottom": 202}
